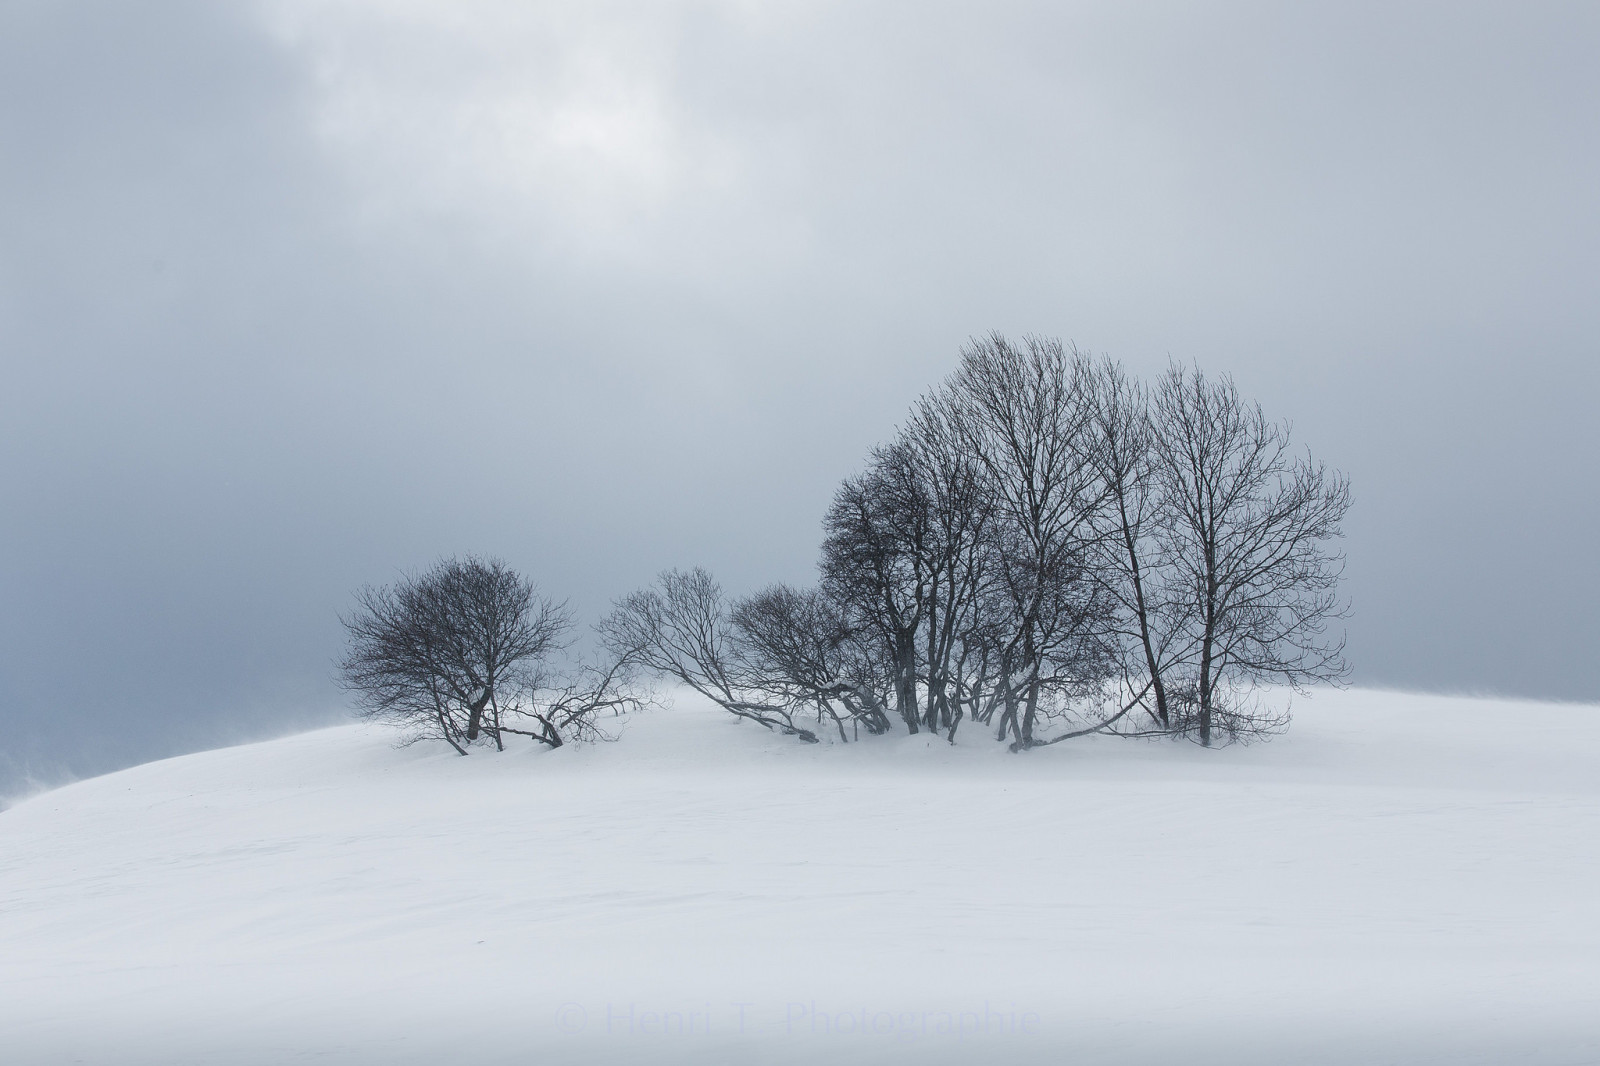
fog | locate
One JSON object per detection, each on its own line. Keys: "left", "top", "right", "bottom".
{"left": 3, "top": 0, "right": 1597, "bottom": 791}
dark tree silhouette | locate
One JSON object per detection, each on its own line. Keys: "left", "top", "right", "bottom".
{"left": 1086, "top": 357, "right": 1179, "bottom": 732}
{"left": 600, "top": 567, "right": 822, "bottom": 742}
{"left": 942, "top": 334, "right": 1121, "bottom": 748}
{"left": 1152, "top": 363, "right": 1352, "bottom": 745}
{"left": 609, "top": 335, "right": 1351, "bottom": 754}
{"left": 339, "top": 557, "right": 636, "bottom": 753}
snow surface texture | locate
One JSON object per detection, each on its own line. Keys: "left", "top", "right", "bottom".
{"left": 2, "top": 688, "right": 1597, "bottom": 1066}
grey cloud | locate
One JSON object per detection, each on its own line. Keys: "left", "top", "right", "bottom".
{"left": 3, "top": 0, "right": 1597, "bottom": 793}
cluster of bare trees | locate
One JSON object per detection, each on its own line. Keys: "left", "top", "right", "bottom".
{"left": 605, "top": 334, "right": 1350, "bottom": 748}
{"left": 339, "top": 557, "right": 641, "bottom": 754}
{"left": 338, "top": 336, "right": 1348, "bottom": 756}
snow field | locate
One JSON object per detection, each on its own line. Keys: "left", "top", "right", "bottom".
{"left": 1, "top": 688, "right": 1597, "bottom": 1064}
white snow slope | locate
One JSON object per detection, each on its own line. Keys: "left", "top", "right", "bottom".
{"left": 2, "top": 688, "right": 1597, "bottom": 1066}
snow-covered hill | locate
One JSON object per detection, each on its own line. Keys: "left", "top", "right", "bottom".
{"left": 2, "top": 689, "right": 1597, "bottom": 1065}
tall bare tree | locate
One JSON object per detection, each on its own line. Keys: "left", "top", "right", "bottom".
{"left": 902, "top": 402, "right": 996, "bottom": 740}
{"left": 820, "top": 442, "right": 936, "bottom": 733}
{"left": 943, "top": 333, "right": 1119, "bottom": 747}
{"left": 1152, "top": 363, "right": 1351, "bottom": 745}
{"left": 1087, "top": 357, "right": 1178, "bottom": 731}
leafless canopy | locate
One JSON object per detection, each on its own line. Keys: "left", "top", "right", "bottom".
{"left": 339, "top": 556, "right": 641, "bottom": 754}
{"left": 599, "top": 567, "right": 828, "bottom": 742}
{"left": 1150, "top": 363, "right": 1351, "bottom": 745}
{"left": 609, "top": 334, "right": 1350, "bottom": 751}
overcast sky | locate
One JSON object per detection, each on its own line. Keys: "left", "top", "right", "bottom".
{"left": 3, "top": 0, "right": 1597, "bottom": 793}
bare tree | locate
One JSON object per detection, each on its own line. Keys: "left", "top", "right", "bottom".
{"left": 942, "top": 333, "right": 1121, "bottom": 748}
{"left": 606, "top": 338, "right": 1351, "bottom": 758}
{"left": 493, "top": 642, "right": 649, "bottom": 750}
{"left": 1086, "top": 357, "right": 1181, "bottom": 732}
{"left": 817, "top": 404, "right": 997, "bottom": 742}
{"left": 599, "top": 567, "right": 821, "bottom": 742}
{"left": 820, "top": 442, "right": 936, "bottom": 733}
{"left": 731, "top": 584, "right": 895, "bottom": 741}
{"left": 1151, "top": 363, "right": 1351, "bottom": 745}
{"left": 902, "top": 403, "right": 997, "bottom": 741}
{"left": 338, "top": 557, "right": 634, "bottom": 753}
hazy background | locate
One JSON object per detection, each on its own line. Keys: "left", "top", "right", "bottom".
{"left": 3, "top": 0, "right": 1597, "bottom": 793}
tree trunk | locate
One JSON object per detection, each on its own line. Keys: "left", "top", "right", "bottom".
{"left": 465, "top": 691, "right": 492, "bottom": 741}
{"left": 1020, "top": 673, "right": 1040, "bottom": 749}
{"left": 992, "top": 676, "right": 1014, "bottom": 742}
{"left": 437, "top": 708, "right": 468, "bottom": 756}
{"left": 1199, "top": 534, "right": 1218, "bottom": 747}
{"left": 1120, "top": 502, "right": 1169, "bottom": 729}
{"left": 895, "top": 630, "right": 920, "bottom": 733}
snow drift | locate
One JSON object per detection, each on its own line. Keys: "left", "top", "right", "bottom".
{"left": 1, "top": 688, "right": 1597, "bottom": 1065}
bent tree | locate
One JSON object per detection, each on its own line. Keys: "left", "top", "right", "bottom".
{"left": 599, "top": 567, "right": 823, "bottom": 743}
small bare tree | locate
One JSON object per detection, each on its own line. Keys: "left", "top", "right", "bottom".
{"left": 339, "top": 557, "right": 636, "bottom": 753}
{"left": 494, "top": 652, "right": 645, "bottom": 750}
{"left": 1152, "top": 364, "right": 1351, "bottom": 745}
